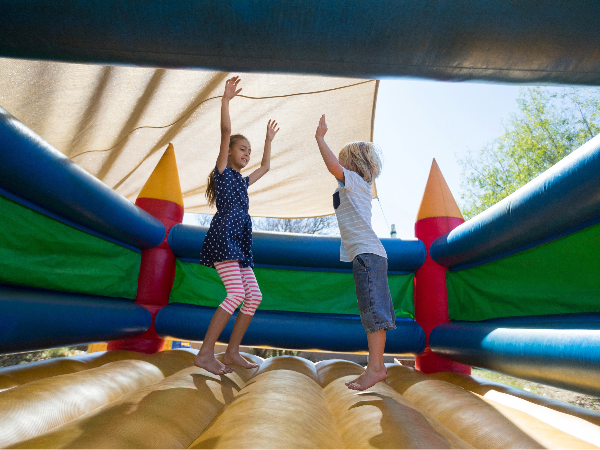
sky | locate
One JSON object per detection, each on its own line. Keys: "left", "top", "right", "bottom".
{"left": 371, "top": 79, "right": 525, "bottom": 239}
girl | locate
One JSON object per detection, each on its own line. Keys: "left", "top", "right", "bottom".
{"left": 194, "top": 76, "right": 279, "bottom": 375}
{"left": 315, "top": 114, "right": 395, "bottom": 391}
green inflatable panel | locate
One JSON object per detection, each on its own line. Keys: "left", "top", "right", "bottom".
{"left": 170, "top": 260, "right": 414, "bottom": 318}
{"left": 447, "top": 222, "right": 600, "bottom": 321}
{"left": 0, "top": 195, "right": 140, "bottom": 299}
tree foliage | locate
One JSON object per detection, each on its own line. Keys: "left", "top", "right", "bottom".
{"left": 459, "top": 87, "right": 600, "bottom": 219}
{"left": 248, "top": 348, "right": 299, "bottom": 359}
{"left": 0, "top": 347, "right": 86, "bottom": 368}
{"left": 189, "top": 213, "right": 338, "bottom": 235}
{"left": 252, "top": 215, "right": 338, "bottom": 235}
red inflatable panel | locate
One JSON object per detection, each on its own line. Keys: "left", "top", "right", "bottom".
{"left": 415, "top": 216, "right": 469, "bottom": 374}
{"left": 108, "top": 198, "right": 183, "bottom": 353}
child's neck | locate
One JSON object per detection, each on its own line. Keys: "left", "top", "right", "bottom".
{"left": 228, "top": 162, "right": 243, "bottom": 173}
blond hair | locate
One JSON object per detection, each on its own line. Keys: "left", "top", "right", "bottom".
{"left": 339, "top": 141, "right": 383, "bottom": 183}
{"left": 205, "top": 134, "right": 249, "bottom": 207}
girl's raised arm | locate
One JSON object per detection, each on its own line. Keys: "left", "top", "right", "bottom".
{"left": 217, "top": 76, "right": 242, "bottom": 175}
{"left": 249, "top": 119, "right": 279, "bottom": 186}
{"left": 315, "top": 115, "right": 344, "bottom": 183}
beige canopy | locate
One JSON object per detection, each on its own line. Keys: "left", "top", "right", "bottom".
{"left": 0, "top": 58, "right": 377, "bottom": 218}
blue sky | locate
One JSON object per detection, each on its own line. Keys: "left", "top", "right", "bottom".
{"left": 371, "top": 79, "right": 525, "bottom": 238}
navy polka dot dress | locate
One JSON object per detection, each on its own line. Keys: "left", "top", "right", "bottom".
{"left": 200, "top": 165, "right": 253, "bottom": 268}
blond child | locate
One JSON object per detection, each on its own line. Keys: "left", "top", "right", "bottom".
{"left": 315, "top": 114, "right": 395, "bottom": 390}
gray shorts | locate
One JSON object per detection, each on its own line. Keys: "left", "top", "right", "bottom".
{"left": 353, "top": 253, "right": 397, "bottom": 334}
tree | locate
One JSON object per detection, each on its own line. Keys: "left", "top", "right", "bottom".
{"left": 189, "top": 214, "right": 213, "bottom": 226}
{"left": 252, "top": 215, "right": 338, "bottom": 235}
{"left": 458, "top": 87, "right": 600, "bottom": 219}
{"left": 188, "top": 213, "right": 339, "bottom": 235}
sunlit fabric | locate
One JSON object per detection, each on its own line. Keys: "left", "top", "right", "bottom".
{"left": 0, "top": 58, "right": 377, "bottom": 218}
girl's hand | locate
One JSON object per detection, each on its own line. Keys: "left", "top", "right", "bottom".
{"left": 266, "top": 119, "right": 280, "bottom": 142}
{"left": 315, "top": 114, "right": 328, "bottom": 138}
{"left": 250, "top": 120, "right": 276, "bottom": 185}
{"left": 223, "top": 76, "right": 242, "bottom": 100}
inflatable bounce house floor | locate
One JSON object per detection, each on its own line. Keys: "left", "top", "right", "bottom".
{"left": 1, "top": 350, "right": 600, "bottom": 449}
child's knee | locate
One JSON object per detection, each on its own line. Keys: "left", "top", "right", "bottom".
{"left": 240, "top": 291, "right": 262, "bottom": 315}
{"left": 220, "top": 294, "right": 245, "bottom": 314}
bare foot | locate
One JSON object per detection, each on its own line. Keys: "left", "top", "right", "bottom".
{"left": 347, "top": 366, "right": 387, "bottom": 391}
{"left": 222, "top": 352, "right": 260, "bottom": 369}
{"left": 194, "top": 353, "right": 234, "bottom": 375}
{"left": 345, "top": 377, "right": 360, "bottom": 386}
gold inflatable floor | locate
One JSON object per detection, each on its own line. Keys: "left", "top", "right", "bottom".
{"left": 1, "top": 350, "right": 599, "bottom": 449}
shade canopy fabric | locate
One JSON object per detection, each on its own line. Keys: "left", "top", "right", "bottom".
{"left": 0, "top": 58, "right": 377, "bottom": 218}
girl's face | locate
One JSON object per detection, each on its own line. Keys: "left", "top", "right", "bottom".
{"left": 228, "top": 139, "right": 251, "bottom": 171}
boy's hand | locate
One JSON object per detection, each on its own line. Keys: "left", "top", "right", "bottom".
{"left": 223, "top": 76, "right": 242, "bottom": 100}
{"left": 315, "top": 114, "right": 328, "bottom": 138}
{"left": 266, "top": 119, "right": 280, "bottom": 142}
{"left": 315, "top": 114, "right": 343, "bottom": 182}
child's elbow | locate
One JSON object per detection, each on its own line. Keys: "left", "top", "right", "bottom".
{"left": 326, "top": 162, "right": 339, "bottom": 175}
{"left": 327, "top": 164, "right": 343, "bottom": 180}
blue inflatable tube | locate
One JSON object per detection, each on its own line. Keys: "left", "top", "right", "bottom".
{"left": 0, "top": 284, "right": 152, "bottom": 354}
{"left": 429, "top": 313, "right": 600, "bottom": 396}
{"left": 0, "top": 107, "right": 165, "bottom": 250}
{"left": 431, "top": 134, "right": 600, "bottom": 269}
{"left": 156, "top": 303, "right": 426, "bottom": 355}
{"left": 169, "top": 224, "right": 426, "bottom": 273}
{"left": 1, "top": 1, "right": 600, "bottom": 85}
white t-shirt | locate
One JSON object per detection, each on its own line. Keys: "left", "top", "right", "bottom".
{"left": 333, "top": 167, "right": 387, "bottom": 262}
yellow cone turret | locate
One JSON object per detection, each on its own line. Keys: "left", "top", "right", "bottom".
{"left": 137, "top": 143, "right": 184, "bottom": 207}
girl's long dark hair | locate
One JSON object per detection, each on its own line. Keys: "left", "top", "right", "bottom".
{"left": 206, "top": 134, "right": 248, "bottom": 207}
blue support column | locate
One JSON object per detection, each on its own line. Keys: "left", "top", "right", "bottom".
{"left": 156, "top": 303, "right": 426, "bottom": 355}
{"left": 169, "top": 224, "right": 426, "bottom": 273}
{"left": 431, "top": 134, "right": 600, "bottom": 270}
{"left": 0, "top": 284, "right": 152, "bottom": 354}
{"left": 429, "top": 314, "right": 600, "bottom": 396}
{"left": 0, "top": 107, "right": 165, "bottom": 250}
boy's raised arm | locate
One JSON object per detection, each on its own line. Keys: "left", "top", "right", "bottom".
{"left": 315, "top": 115, "right": 344, "bottom": 183}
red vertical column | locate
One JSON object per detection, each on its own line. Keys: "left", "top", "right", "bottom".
{"left": 108, "top": 144, "right": 184, "bottom": 354}
{"left": 414, "top": 159, "right": 470, "bottom": 374}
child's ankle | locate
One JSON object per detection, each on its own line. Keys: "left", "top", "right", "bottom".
{"left": 198, "top": 347, "right": 215, "bottom": 357}
{"left": 366, "top": 361, "right": 386, "bottom": 371}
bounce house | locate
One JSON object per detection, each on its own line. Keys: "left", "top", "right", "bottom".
{"left": 1, "top": 1, "right": 600, "bottom": 448}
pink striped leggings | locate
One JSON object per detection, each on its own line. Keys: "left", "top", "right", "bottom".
{"left": 214, "top": 261, "right": 262, "bottom": 316}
